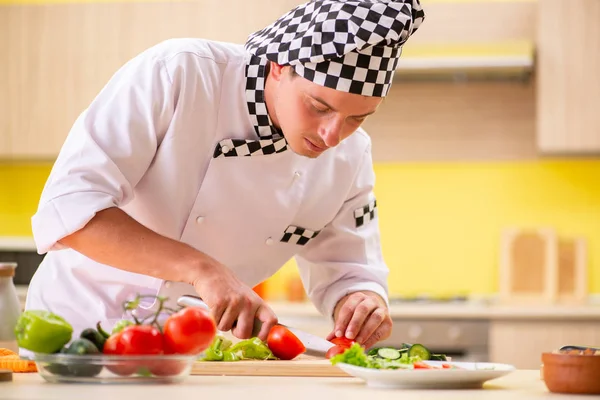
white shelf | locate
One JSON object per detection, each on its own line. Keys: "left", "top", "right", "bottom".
{"left": 396, "top": 55, "right": 533, "bottom": 71}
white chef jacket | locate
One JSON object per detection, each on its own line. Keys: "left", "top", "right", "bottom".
{"left": 25, "top": 38, "right": 389, "bottom": 337}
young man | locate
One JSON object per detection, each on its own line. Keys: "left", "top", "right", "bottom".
{"left": 26, "top": 0, "right": 424, "bottom": 350}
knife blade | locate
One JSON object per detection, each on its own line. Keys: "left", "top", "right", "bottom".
{"left": 176, "top": 295, "right": 335, "bottom": 357}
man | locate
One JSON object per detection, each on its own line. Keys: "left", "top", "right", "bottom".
{"left": 25, "top": 0, "right": 424, "bottom": 350}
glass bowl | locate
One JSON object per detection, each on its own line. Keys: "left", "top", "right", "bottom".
{"left": 31, "top": 352, "right": 199, "bottom": 384}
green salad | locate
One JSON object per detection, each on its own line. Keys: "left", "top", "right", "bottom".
{"left": 330, "top": 342, "right": 451, "bottom": 370}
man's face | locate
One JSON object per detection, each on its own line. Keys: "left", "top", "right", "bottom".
{"left": 267, "top": 64, "right": 383, "bottom": 158}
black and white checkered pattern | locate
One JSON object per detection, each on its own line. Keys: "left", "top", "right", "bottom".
{"left": 280, "top": 225, "right": 322, "bottom": 245}
{"left": 354, "top": 199, "right": 377, "bottom": 227}
{"left": 245, "top": 54, "right": 283, "bottom": 139}
{"left": 213, "top": 137, "right": 288, "bottom": 158}
{"left": 245, "top": 0, "right": 425, "bottom": 97}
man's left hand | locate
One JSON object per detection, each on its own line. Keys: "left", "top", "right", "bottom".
{"left": 326, "top": 291, "right": 392, "bottom": 350}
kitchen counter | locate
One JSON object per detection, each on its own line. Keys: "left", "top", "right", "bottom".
{"left": 269, "top": 300, "right": 600, "bottom": 321}
{"left": 2, "top": 370, "right": 551, "bottom": 399}
{"left": 0, "top": 237, "right": 37, "bottom": 251}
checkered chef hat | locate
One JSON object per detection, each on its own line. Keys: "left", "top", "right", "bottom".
{"left": 245, "top": 0, "right": 425, "bottom": 97}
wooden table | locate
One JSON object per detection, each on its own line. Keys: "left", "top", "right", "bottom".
{"left": 1, "top": 370, "right": 553, "bottom": 399}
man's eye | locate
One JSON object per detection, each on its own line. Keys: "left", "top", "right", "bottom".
{"left": 312, "top": 104, "right": 329, "bottom": 113}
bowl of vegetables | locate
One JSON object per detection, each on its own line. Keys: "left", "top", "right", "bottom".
{"left": 16, "top": 295, "right": 218, "bottom": 384}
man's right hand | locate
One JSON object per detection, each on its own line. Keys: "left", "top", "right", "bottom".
{"left": 191, "top": 257, "right": 278, "bottom": 342}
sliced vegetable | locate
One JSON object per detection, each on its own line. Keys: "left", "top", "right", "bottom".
{"left": 408, "top": 344, "right": 431, "bottom": 360}
{"left": 330, "top": 343, "right": 450, "bottom": 370}
{"left": 430, "top": 353, "right": 447, "bottom": 361}
{"left": 330, "top": 343, "right": 369, "bottom": 367}
{"left": 326, "top": 345, "right": 346, "bottom": 359}
{"left": 331, "top": 337, "right": 355, "bottom": 348}
{"left": 230, "top": 337, "right": 277, "bottom": 360}
{"left": 377, "top": 348, "right": 402, "bottom": 360}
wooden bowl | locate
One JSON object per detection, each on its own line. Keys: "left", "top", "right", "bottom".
{"left": 542, "top": 352, "right": 600, "bottom": 394}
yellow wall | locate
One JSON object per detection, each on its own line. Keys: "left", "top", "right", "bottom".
{"left": 1, "top": 159, "right": 599, "bottom": 297}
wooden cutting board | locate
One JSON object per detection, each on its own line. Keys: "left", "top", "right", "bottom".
{"left": 191, "top": 359, "right": 351, "bottom": 377}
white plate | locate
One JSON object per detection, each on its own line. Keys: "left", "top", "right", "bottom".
{"left": 336, "top": 360, "right": 516, "bottom": 389}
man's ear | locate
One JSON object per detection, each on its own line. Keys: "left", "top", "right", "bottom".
{"left": 269, "top": 62, "right": 286, "bottom": 82}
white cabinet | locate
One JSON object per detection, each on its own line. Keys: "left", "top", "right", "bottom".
{"left": 536, "top": 0, "right": 600, "bottom": 154}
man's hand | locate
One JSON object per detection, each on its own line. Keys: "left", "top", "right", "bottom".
{"left": 192, "top": 259, "right": 278, "bottom": 342}
{"left": 327, "top": 291, "right": 392, "bottom": 350}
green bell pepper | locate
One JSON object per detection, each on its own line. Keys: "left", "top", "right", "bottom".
{"left": 14, "top": 310, "right": 73, "bottom": 353}
{"left": 202, "top": 335, "right": 233, "bottom": 361}
{"left": 229, "top": 337, "right": 277, "bottom": 360}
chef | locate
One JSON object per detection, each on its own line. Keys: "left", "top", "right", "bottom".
{"left": 24, "top": 0, "right": 425, "bottom": 351}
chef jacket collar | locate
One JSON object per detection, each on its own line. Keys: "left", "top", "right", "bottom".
{"left": 245, "top": 53, "right": 285, "bottom": 140}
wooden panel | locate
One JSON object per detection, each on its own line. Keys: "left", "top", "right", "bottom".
{"left": 408, "top": 0, "right": 537, "bottom": 45}
{"left": 1, "top": 0, "right": 538, "bottom": 160}
{"left": 536, "top": 0, "right": 600, "bottom": 154}
{"left": 0, "top": 8, "right": 9, "bottom": 156}
{"left": 0, "top": 1, "right": 306, "bottom": 159}
{"left": 363, "top": 80, "right": 537, "bottom": 162}
{"left": 192, "top": 359, "right": 350, "bottom": 377}
{"left": 490, "top": 321, "right": 600, "bottom": 369}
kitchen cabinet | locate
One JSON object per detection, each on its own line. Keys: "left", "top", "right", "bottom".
{"left": 1, "top": 0, "right": 539, "bottom": 162}
{"left": 490, "top": 320, "right": 600, "bottom": 370}
{"left": 536, "top": 0, "right": 600, "bottom": 154}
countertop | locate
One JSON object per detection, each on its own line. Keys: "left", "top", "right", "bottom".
{"left": 14, "top": 285, "right": 600, "bottom": 321}
{"left": 2, "top": 370, "right": 552, "bottom": 400}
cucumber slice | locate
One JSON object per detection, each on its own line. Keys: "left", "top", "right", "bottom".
{"left": 408, "top": 344, "right": 431, "bottom": 360}
{"left": 430, "top": 354, "right": 447, "bottom": 361}
{"left": 377, "top": 348, "right": 402, "bottom": 360}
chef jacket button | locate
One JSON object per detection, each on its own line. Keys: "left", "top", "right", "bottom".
{"left": 196, "top": 216, "right": 205, "bottom": 224}
{"left": 222, "top": 145, "right": 230, "bottom": 154}
{"left": 164, "top": 281, "right": 172, "bottom": 289}
{"left": 265, "top": 237, "right": 274, "bottom": 246}
{"left": 294, "top": 171, "right": 301, "bottom": 178}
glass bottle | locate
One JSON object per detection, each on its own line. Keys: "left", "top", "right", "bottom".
{"left": 0, "top": 262, "right": 21, "bottom": 353}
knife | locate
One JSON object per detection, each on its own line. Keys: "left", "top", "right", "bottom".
{"left": 176, "top": 294, "right": 335, "bottom": 357}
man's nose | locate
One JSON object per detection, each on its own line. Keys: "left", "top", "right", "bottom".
{"left": 317, "top": 117, "right": 344, "bottom": 147}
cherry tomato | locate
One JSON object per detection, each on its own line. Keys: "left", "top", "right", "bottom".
{"left": 163, "top": 307, "right": 217, "bottom": 355}
{"left": 267, "top": 325, "right": 306, "bottom": 360}
{"left": 331, "top": 337, "right": 355, "bottom": 349}
{"left": 325, "top": 345, "right": 347, "bottom": 359}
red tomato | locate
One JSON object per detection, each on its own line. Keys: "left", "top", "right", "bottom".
{"left": 267, "top": 325, "right": 306, "bottom": 360}
{"left": 325, "top": 345, "right": 347, "bottom": 359}
{"left": 118, "top": 325, "right": 164, "bottom": 355}
{"left": 103, "top": 325, "right": 164, "bottom": 376}
{"left": 103, "top": 332, "right": 137, "bottom": 376}
{"left": 331, "top": 337, "right": 355, "bottom": 349}
{"left": 147, "top": 348, "right": 187, "bottom": 377}
{"left": 163, "top": 307, "right": 217, "bottom": 355}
